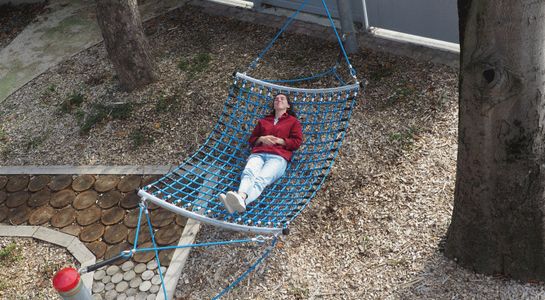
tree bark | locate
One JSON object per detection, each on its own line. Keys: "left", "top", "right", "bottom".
{"left": 95, "top": 0, "right": 156, "bottom": 91}
{"left": 445, "top": 0, "right": 545, "bottom": 280}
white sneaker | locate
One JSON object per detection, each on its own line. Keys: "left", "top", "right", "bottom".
{"left": 217, "top": 193, "right": 233, "bottom": 214}
{"left": 225, "top": 191, "right": 246, "bottom": 213}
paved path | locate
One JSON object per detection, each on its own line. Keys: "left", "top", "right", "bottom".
{"left": 0, "top": 0, "right": 188, "bottom": 103}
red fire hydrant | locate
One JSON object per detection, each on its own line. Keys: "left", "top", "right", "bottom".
{"left": 52, "top": 267, "right": 92, "bottom": 300}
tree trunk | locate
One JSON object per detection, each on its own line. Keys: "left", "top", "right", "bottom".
{"left": 445, "top": 0, "right": 545, "bottom": 280}
{"left": 95, "top": 0, "right": 156, "bottom": 91}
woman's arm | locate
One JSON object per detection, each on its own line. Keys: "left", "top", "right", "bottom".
{"left": 248, "top": 121, "right": 262, "bottom": 146}
{"left": 281, "top": 120, "right": 303, "bottom": 151}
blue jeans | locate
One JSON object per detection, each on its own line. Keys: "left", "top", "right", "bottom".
{"left": 238, "top": 153, "right": 288, "bottom": 205}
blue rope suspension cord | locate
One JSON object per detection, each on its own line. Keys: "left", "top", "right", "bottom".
{"left": 248, "top": 0, "right": 311, "bottom": 71}
{"left": 319, "top": 0, "right": 357, "bottom": 78}
{"left": 212, "top": 236, "right": 279, "bottom": 300}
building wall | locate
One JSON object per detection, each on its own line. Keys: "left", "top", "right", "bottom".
{"left": 256, "top": 0, "right": 459, "bottom": 43}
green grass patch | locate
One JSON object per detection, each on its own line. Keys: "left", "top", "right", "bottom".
{"left": 60, "top": 91, "right": 85, "bottom": 113}
{"left": 79, "top": 103, "right": 133, "bottom": 134}
{"left": 130, "top": 128, "right": 154, "bottom": 148}
{"left": 0, "top": 128, "right": 6, "bottom": 141}
{"left": 389, "top": 125, "right": 421, "bottom": 149}
{"left": 178, "top": 52, "right": 212, "bottom": 79}
{"left": 155, "top": 94, "right": 178, "bottom": 113}
{"left": 0, "top": 243, "right": 22, "bottom": 264}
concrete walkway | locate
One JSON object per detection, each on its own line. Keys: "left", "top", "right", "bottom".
{"left": 0, "top": 0, "right": 188, "bottom": 103}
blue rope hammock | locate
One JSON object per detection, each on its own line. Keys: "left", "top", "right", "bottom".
{"left": 83, "top": 0, "right": 364, "bottom": 298}
{"left": 138, "top": 73, "right": 360, "bottom": 235}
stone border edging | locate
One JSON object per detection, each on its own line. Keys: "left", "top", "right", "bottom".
{"left": 0, "top": 225, "right": 96, "bottom": 290}
{"left": 156, "top": 218, "right": 201, "bottom": 300}
{"left": 0, "top": 165, "right": 175, "bottom": 175}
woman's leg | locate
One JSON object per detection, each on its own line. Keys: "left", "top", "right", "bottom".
{"left": 237, "top": 154, "right": 265, "bottom": 199}
{"left": 245, "top": 154, "right": 287, "bottom": 205}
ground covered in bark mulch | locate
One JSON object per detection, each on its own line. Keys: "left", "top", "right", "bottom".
{"left": 0, "top": 1, "right": 47, "bottom": 50}
{"left": 2, "top": 2, "right": 545, "bottom": 299}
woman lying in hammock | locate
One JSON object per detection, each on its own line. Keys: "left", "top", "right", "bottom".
{"left": 219, "top": 93, "right": 303, "bottom": 213}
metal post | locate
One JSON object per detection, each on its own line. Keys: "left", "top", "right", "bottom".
{"left": 52, "top": 268, "right": 92, "bottom": 300}
{"left": 336, "top": 0, "right": 358, "bottom": 54}
{"left": 361, "top": 0, "right": 370, "bottom": 31}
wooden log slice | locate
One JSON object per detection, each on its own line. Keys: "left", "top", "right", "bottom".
{"left": 50, "top": 190, "right": 75, "bottom": 208}
{"left": 6, "top": 175, "right": 29, "bottom": 192}
{"left": 158, "top": 249, "right": 174, "bottom": 266}
{"left": 104, "top": 242, "right": 130, "bottom": 265}
{"left": 61, "top": 224, "right": 81, "bottom": 236}
{"left": 28, "top": 175, "right": 51, "bottom": 192}
{"left": 120, "top": 191, "right": 140, "bottom": 209}
{"left": 103, "top": 223, "right": 128, "bottom": 244}
{"left": 9, "top": 206, "right": 30, "bottom": 225}
{"left": 50, "top": 206, "right": 76, "bottom": 228}
{"left": 147, "top": 201, "right": 159, "bottom": 210}
{"left": 76, "top": 205, "right": 102, "bottom": 226}
{"left": 0, "top": 176, "right": 7, "bottom": 190}
{"left": 94, "top": 175, "right": 120, "bottom": 193}
{"left": 28, "top": 206, "right": 55, "bottom": 225}
{"left": 175, "top": 215, "right": 188, "bottom": 227}
{"left": 6, "top": 191, "right": 30, "bottom": 208}
{"left": 127, "top": 227, "right": 152, "bottom": 245}
{"left": 28, "top": 188, "right": 51, "bottom": 207}
{"left": 73, "top": 190, "right": 97, "bottom": 210}
{"left": 86, "top": 241, "right": 107, "bottom": 259}
{"left": 72, "top": 175, "right": 95, "bottom": 192}
{"left": 48, "top": 175, "right": 73, "bottom": 191}
{"left": 150, "top": 209, "right": 175, "bottom": 228}
{"left": 98, "top": 190, "right": 122, "bottom": 209}
{"left": 118, "top": 175, "right": 141, "bottom": 193}
{"left": 0, "top": 191, "right": 6, "bottom": 205}
{"left": 0, "top": 206, "right": 9, "bottom": 223}
{"left": 141, "top": 176, "right": 161, "bottom": 187}
{"left": 133, "top": 241, "right": 155, "bottom": 263}
{"left": 155, "top": 224, "right": 181, "bottom": 246}
{"left": 79, "top": 223, "right": 105, "bottom": 242}
{"left": 124, "top": 209, "right": 140, "bottom": 228}
{"left": 101, "top": 207, "right": 125, "bottom": 226}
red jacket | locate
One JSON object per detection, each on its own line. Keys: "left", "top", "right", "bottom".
{"left": 248, "top": 113, "right": 303, "bottom": 161}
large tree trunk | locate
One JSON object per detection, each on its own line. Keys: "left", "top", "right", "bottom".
{"left": 445, "top": 0, "right": 545, "bottom": 280}
{"left": 96, "top": 0, "right": 156, "bottom": 91}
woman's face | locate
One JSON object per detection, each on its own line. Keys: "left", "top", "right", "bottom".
{"left": 274, "top": 94, "right": 290, "bottom": 111}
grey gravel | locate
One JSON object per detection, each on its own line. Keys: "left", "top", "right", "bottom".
{"left": 104, "top": 282, "right": 115, "bottom": 291}
{"left": 129, "top": 277, "right": 143, "bottom": 288}
{"left": 146, "top": 260, "right": 158, "bottom": 270}
{"left": 93, "top": 269, "right": 106, "bottom": 280}
{"left": 141, "top": 270, "right": 154, "bottom": 281}
{"left": 123, "top": 270, "right": 136, "bottom": 281}
{"left": 126, "top": 288, "right": 138, "bottom": 296}
{"left": 104, "top": 290, "right": 118, "bottom": 300}
{"left": 134, "top": 263, "right": 147, "bottom": 274}
{"left": 139, "top": 281, "right": 152, "bottom": 292}
{"left": 92, "top": 281, "right": 105, "bottom": 293}
{"left": 111, "top": 272, "right": 123, "bottom": 284}
{"left": 105, "top": 265, "right": 120, "bottom": 276}
{"left": 115, "top": 281, "right": 129, "bottom": 293}
{"left": 121, "top": 261, "right": 135, "bottom": 272}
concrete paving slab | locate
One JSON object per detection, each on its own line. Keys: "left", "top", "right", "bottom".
{"left": 0, "top": 0, "right": 190, "bottom": 103}
{"left": 68, "top": 237, "right": 96, "bottom": 266}
{"left": 0, "top": 165, "right": 173, "bottom": 175}
{"left": 0, "top": 225, "right": 38, "bottom": 237}
{"left": 33, "top": 226, "right": 75, "bottom": 247}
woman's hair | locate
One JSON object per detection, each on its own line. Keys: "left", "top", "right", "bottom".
{"left": 271, "top": 93, "right": 297, "bottom": 118}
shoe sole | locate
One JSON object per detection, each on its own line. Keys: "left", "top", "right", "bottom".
{"left": 226, "top": 192, "right": 246, "bottom": 213}
{"left": 218, "top": 194, "right": 234, "bottom": 214}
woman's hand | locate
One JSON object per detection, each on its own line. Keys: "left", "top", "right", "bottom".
{"left": 258, "top": 135, "right": 285, "bottom": 146}
{"left": 258, "top": 135, "right": 277, "bottom": 146}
